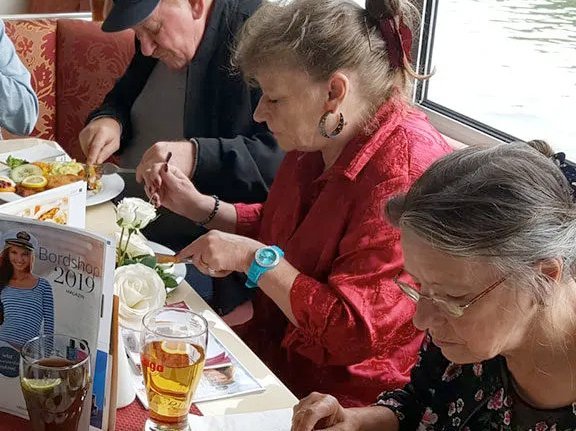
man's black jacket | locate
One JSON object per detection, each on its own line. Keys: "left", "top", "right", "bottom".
{"left": 87, "top": 0, "right": 283, "bottom": 203}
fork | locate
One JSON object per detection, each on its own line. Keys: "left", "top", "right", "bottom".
{"left": 89, "top": 162, "right": 137, "bottom": 175}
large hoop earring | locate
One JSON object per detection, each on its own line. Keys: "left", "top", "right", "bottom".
{"left": 318, "top": 112, "right": 344, "bottom": 139}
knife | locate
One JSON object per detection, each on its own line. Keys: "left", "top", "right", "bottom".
{"left": 155, "top": 252, "right": 194, "bottom": 265}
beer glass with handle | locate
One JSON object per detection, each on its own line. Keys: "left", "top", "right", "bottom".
{"left": 20, "top": 334, "right": 91, "bottom": 431}
{"left": 141, "top": 307, "right": 208, "bottom": 430}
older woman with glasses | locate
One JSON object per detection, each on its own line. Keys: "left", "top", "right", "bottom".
{"left": 291, "top": 141, "right": 576, "bottom": 431}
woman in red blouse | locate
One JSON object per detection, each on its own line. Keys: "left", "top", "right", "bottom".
{"left": 145, "top": 0, "right": 452, "bottom": 406}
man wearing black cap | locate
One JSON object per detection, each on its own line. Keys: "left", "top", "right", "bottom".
{"left": 80, "top": 0, "right": 282, "bottom": 313}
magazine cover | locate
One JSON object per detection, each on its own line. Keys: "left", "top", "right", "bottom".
{"left": 0, "top": 214, "right": 115, "bottom": 430}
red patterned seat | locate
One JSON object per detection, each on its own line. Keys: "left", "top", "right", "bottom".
{"left": 28, "top": 0, "right": 91, "bottom": 14}
{"left": 4, "top": 19, "right": 57, "bottom": 141}
{"left": 56, "top": 20, "right": 134, "bottom": 161}
{"left": 3, "top": 18, "right": 134, "bottom": 161}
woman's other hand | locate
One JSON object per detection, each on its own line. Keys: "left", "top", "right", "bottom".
{"left": 291, "top": 392, "right": 353, "bottom": 431}
{"left": 176, "top": 230, "right": 263, "bottom": 277}
{"left": 291, "top": 393, "right": 398, "bottom": 431}
{"left": 145, "top": 163, "right": 213, "bottom": 219}
{"left": 136, "top": 140, "right": 196, "bottom": 182}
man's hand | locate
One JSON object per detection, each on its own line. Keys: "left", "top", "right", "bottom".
{"left": 79, "top": 117, "right": 122, "bottom": 164}
{"left": 136, "top": 140, "right": 196, "bottom": 185}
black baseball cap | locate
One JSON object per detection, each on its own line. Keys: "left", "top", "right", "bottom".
{"left": 102, "top": 0, "right": 161, "bottom": 33}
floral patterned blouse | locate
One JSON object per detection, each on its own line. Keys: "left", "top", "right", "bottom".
{"left": 377, "top": 334, "right": 576, "bottom": 430}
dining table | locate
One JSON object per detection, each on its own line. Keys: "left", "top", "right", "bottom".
{"left": 0, "top": 138, "right": 298, "bottom": 431}
{"left": 0, "top": 199, "right": 298, "bottom": 431}
{"left": 86, "top": 201, "right": 298, "bottom": 427}
{"left": 0, "top": 137, "right": 298, "bottom": 429}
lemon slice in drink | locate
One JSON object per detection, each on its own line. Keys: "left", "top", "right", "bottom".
{"left": 21, "top": 174, "right": 48, "bottom": 189}
{"left": 161, "top": 341, "right": 187, "bottom": 355}
{"left": 22, "top": 378, "right": 62, "bottom": 391}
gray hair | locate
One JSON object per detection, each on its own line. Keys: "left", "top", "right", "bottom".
{"left": 386, "top": 142, "right": 576, "bottom": 304}
{"left": 233, "top": 0, "right": 421, "bottom": 115}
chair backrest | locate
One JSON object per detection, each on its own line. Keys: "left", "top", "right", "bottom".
{"left": 55, "top": 19, "right": 134, "bottom": 160}
{"left": 28, "top": 0, "right": 90, "bottom": 14}
{"left": 3, "top": 18, "right": 134, "bottom": 161}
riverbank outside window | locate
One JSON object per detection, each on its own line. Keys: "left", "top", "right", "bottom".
{"left": 414, "top": 0, "right": 575, "bottom": 153}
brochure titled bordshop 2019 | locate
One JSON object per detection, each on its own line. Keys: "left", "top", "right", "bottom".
{"left": 0, "top": 214, "right": 115, "bottom": 431}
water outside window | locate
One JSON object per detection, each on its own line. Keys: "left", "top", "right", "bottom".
{"left": 428, "top": 0, "right": 576, "bottom": 154}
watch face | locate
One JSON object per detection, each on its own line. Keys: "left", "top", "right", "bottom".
{"left": 255, "top": 247, "right": 280, "bottom": 268}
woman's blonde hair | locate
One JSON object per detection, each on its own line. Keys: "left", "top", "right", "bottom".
{"left": 234, "top": 0, "right": 422, "bottom": 113}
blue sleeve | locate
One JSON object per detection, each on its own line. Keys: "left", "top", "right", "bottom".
{"left": 41, "top": 278, "right": 54, "bottom": 336}
{"left": 0, "top": 19, "right": 39, "bottom": 135}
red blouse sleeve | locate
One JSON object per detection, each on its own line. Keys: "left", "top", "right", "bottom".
{"left": 234, "top": 203, "right": 264, "bottom": 239}
{"left": 286, "top": 177, "right": 420, "bottom": 366}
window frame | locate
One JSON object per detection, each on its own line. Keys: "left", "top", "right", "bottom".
{"left": 412, "top": 0, "right": 520, "bottom": 147}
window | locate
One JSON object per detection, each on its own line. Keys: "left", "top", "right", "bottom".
{"left": 416, "top": 0, "right": 576, "bottom": 154}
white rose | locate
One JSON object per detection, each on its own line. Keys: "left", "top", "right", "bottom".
{"left": 116, "top": 198, "right": 157, "bottom": 230}
{"left": 114, "top": 232, "right": 154, "bottom": 258}
{"left": 114, "top": 263, "right": 166, "bottom": 330}
{"left": 157, "top": 262, "right": 175, "bottom": 275}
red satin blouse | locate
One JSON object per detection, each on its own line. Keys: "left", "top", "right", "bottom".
{"left": 234, "top": 96, "right": 452, "bottom": 406}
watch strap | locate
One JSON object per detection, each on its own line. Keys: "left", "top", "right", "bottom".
{"left": 245, "top": 245, "right": 284, "bottom": 288}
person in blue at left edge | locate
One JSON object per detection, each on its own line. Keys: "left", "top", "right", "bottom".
{"left": 0, "top": 19, "right": 39, "bottom": 136}
{"left": 0, "top": 230, "right": 54, "bottom": 349}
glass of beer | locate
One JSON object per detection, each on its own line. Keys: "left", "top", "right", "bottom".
{"left": 20, "top": 334, "right": 91, "bottom": 431}
{"left": 141, "top": 307, "right": 208, "bottom": 430}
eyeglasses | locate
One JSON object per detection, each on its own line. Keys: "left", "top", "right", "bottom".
{"left": 394, "top": 270, "right": 508, "bottom": 318}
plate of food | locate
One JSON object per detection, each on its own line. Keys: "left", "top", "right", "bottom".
{"left": 86, "top": 174, "right": 125, "bottom": 206}
{"left": 148, "top": 241, "right": 187, "bottom": 289}
{"left": 0, "top": 156, "right": 125, "bottom": 206}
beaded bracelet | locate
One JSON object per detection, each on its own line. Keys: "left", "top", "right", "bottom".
{"left": 195, "top": 195, "right": 220, "bottom": 227}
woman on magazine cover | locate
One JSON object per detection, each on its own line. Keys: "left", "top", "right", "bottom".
{"left": 0, "top": 230, "right": 54, "bottom": 349}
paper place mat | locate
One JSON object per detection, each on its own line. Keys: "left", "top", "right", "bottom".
{"left": 114, "top": 400, "right": 202, "bottom": 431}
{"left": 187, "top": 408, "right": 293, "bottom": 431}
{"left": 0, "top": 143, "right": 65, "bottom": 165}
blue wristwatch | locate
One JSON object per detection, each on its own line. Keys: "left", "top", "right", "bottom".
{"left": 245, "top": 245, "right": 284, "bottom": 288}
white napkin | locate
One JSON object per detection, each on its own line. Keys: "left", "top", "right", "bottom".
{"left": 188, "top": 408, "right": 293, "bottom": 431}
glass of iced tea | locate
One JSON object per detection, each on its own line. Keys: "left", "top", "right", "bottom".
{"left": 141, "top": 307, "right": 208, "bottom": 431}
{"left": 20, "top": 334, "right": 91, "bottom": 431}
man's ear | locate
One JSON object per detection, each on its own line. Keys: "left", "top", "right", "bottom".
{"left": 323, "top": 72, "right": 349, "bottom": 113}
{"left": 189, "top": 0, "right": 207, "bottom": 19}
{"left": 538, "top": 258, "right": 563, "bottom": 282}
